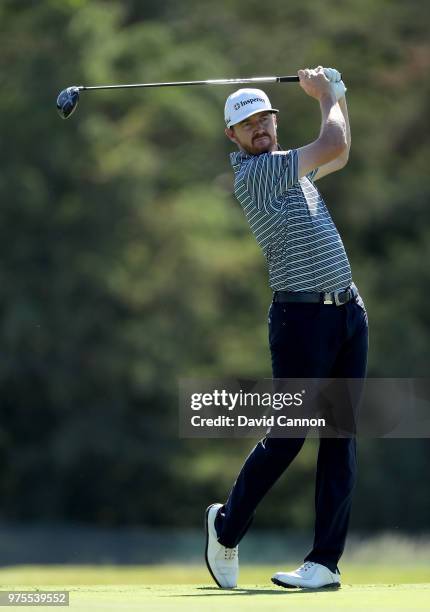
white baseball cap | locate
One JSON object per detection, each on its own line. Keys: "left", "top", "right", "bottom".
{"left": 224, "top": 88, "right": 279, "bottom": 128}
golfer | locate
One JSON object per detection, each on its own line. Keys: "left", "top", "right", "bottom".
{"left": 205, "top": 66, "right": 369, "bottom": 589}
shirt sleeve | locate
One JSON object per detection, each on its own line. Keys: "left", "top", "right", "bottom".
{"left": 242, "top": 149, "right": 298, "bottom": 213}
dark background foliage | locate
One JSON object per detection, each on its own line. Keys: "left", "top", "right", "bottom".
{"left": 0, "top": 0, "right": 429, "bottom": 532}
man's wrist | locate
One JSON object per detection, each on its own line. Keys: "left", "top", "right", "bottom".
{"left": 319, "top": 91, "right": 337, "bottom": 106}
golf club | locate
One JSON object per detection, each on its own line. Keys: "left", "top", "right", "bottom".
{"left": 56, "top": 75, "right": 301, "bottom": 119}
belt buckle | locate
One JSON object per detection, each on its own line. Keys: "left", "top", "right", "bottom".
{"left": 334, "top": 289, "right": 348, "bottom": 306}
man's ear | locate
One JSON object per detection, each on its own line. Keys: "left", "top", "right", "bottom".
{"left": 225, "top": 127, "right": 238, "bottom": 145}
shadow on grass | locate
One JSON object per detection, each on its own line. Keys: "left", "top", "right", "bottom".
{"left": 170, "top": 585, "right": 342, "bottom": 597}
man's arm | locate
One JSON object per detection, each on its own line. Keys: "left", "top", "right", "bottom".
{"left": 312, "top": 96, "right": 351, "bottom": 181}
{"left": 296, "top": 67, "right": 348, "bottom": 179}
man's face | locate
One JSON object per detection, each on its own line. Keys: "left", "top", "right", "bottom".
{"left": 225, "top": 111, "right": 278, "bottom": 155}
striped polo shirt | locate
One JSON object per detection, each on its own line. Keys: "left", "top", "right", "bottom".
{"left": 230, "top": 147, "right": 352, "bottom": 292}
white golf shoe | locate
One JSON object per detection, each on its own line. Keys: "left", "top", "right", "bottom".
{"left": 205, "top": 503, "right": 238, "bottom": 588}
{"left": 272, "top": 561, "right": 341, "bottom": 589}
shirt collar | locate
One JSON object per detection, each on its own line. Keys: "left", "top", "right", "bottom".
{"left": 230, "top": 144, "right": 283, "bottom": 170}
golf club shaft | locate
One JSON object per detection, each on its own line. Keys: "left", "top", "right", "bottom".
{"left": 77, "top": 75, "right": 300, "bottom": 91}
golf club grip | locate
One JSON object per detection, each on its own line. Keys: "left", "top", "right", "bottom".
{"left": 279, "top": 73, "right": 342, "bottom": 83}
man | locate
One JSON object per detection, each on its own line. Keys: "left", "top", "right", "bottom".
{"left": 205, "top": 67, "right": 369, "bottom": 589}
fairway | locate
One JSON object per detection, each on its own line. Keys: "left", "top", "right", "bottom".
{"left": 0, "top": 565, "right": 428, "bottom": 611}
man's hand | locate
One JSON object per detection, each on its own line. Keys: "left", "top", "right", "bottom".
{"left": 324, "top": 67, "right": 347, "bottom": 101}
{"left": 323, "top": 67, "right": 341, "bottom": 83}
{"left": 298, "top": 66, "right": 334, "bottom": 101}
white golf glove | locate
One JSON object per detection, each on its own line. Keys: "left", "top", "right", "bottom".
{"left": 324, "top": 67, "right": 347, "bottom": 101}
{"left": 324, "top": 67, "right": 341, "bottom": 83}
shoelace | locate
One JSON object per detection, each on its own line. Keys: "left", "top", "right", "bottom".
{"left": 224, "top": 547, "right": 238, "bottom": 561}
{"left": 299, "top": 561, "right": 317, "bottom": 573}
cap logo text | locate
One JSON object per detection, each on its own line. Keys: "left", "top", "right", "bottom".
{"left": 236, "top": 96, "right": 265, "bottom": 110}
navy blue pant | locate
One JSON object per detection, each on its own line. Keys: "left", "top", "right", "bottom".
{"left": 215, "top": 287, "right": 368, "bottom": 573}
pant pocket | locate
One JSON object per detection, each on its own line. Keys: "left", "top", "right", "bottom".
{"left": 353, "top": 295, "right": 368, "bottom": 320}
{"left": 268, "top": 302, "right": 285, "bottom": 347}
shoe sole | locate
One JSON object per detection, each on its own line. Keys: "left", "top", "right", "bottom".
{"left": 271, "top": 577, "right": 341, "bottom": 589}
{"left": 205, "top": 504, "right": 224, "bottom": 589}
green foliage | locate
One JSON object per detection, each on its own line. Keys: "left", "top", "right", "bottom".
{"left": 0, "top": 0, "right": 428, "bottom": 531}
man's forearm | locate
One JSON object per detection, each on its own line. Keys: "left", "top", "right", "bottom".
{"left": 338, "top": 96, "right": 351, "bottom": 153}
{"left": 318, "top": 94, "right": 347, "bottom": 152}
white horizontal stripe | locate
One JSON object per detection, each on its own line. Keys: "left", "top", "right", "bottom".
{"left": 285, "top": 240, "right": 345, "bottom": 256}
{"left": 286, "top": 259, "right": 350, "bottom": 281}
{"left": 287, "top": 245, "right": 347, "bottom": 265}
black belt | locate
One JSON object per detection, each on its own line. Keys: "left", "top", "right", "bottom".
{"left": 273, "top": 285, "right": 358, "bottom": 306}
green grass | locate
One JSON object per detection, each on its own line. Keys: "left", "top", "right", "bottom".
{"left": 0, "top": 565, "right": 428, "bottom": 611}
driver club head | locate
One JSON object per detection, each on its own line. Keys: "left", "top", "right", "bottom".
{"left": 56, "top": 86, "right": 80, "bottom": 119}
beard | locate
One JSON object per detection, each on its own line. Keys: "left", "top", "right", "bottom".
{"left": 243, "top": 132, "right": 277, "bottom": 155}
